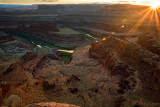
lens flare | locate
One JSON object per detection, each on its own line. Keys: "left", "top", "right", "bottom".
{"left": 102, "top": 37, "right": 106, "bottom": 41}
{"left": 150, "top": 2, "right": 160, "bottom": 9}
{"left": 127, "top": 1, "right": 160, "bottom": 40}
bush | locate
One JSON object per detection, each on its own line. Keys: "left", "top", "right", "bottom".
{"left": 61, "top": 52, "right": 72, "bottom": 64}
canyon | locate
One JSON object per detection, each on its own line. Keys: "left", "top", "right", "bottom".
{"left": 0, "top": 4, "right": 160, "bottom": 107}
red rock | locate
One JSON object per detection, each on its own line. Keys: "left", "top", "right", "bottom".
{"left": 24, "top": 102, "right": 80, "bottom": 107}
{"left": 89, "top": 36, "right": 160, "bottom": 99}
{"left": 137, "top": 34, "right": 160, "bottom": 55}
{"left": 2, "top": 52, "right": 50, "bottom": 82}
{"left": 0, "top": 83, "right": 10, "bottom": 98}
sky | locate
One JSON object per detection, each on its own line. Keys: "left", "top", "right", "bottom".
{"left": 0, "top": 0, "right": 160, "bottom": 6}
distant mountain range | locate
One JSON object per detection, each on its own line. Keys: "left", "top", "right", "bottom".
{"left": 0, "top": 4, "right": 38, "bottom": 10}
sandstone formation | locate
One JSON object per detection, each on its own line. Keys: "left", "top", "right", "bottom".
{"left": 137, "top": 34, "right": 160, "bottom": 55}
{"left": 24, "top": 102, "right": 79, "bottom": 107}
{"left": 89, "top": 36, "right": 160, "bottom": 101}
{"left": 1, "top": 44, "right": 159, "bottom": 106}
{"left": 2, "top": 52, "right": 50, "bottom": 82}
{"left": 1, "top": 4, "right": 160, "bottom": 107}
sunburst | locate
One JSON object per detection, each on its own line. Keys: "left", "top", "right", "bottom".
{"left": 127, "top": 2, "right": 160, "bottom": 37}
{"left": 150, "top": 2, "right": 160, "bottom": 9}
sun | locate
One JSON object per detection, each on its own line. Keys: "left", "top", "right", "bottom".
{"left": 150, "top": 2, "right": 160, "bottom": 9}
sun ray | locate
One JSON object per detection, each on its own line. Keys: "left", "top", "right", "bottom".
{"left": 127, "top": 8, "right": 152, "bottom": 36}
{"left": 157, "top": 8, "right": 160, "bottom": 13}
{"left": 140, "top": 7, "right": 152, "bottom": 14}
{"left": 147, "top": 9, "right": 154, "bottom": 29}
{"left": 154, "top": 8, "right": 160, "bottom": 40}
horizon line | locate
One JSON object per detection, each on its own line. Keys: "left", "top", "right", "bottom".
{"left": 0, "top": 3, "right": 149, "bottom": 6}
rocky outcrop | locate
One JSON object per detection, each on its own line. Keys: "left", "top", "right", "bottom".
{"left": 89, "top": 39, "right": 138, "bottom": 94}
{"left": 89, "top": 36, "right": 160, "bottom": 101}
{"left": 2, "top": 52, "right": 50, "bottom": 82}
{"left": 1, "top": 44, "right": 160, "bottom": 106}
{"left": 47, "top": 51, "right": 63, "bottom": 60}
{"left": 25, "top": 102, "right": 80, "bottom": 107}
{"left": 137, "top": 34, "right": 160, "bottom": 55}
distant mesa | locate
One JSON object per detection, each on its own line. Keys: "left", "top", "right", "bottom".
{"left": 0, "top": 32, "right": 15, "bottom": 44}
{"left": 29, "top": 23, "right": 59, "bottom": 32}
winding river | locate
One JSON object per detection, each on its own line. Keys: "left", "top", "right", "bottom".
{"left": 10, "top": 31, "right": 96, "bottom": 54}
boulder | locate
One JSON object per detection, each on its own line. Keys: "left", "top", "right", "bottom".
{"left": 6, "top": 94, "right": 22, "bottom": 107}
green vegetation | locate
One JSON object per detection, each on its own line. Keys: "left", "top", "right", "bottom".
{"left": 10, "top": 32, "right": 96, "bottom": 64}
{"left": 11, "top": 33, "right": 76, "bottom": 50}
{"left": 75, "top": 30, "right": 97, "bottom": 45}
{"left": 10, "top": 30, "right": 97, "bottom": 51}
{"left": 61, "top": 51, "right": 72, "bottom": 64}
{"left": 3, "top": 98, "right": 9, "bottom": 106}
